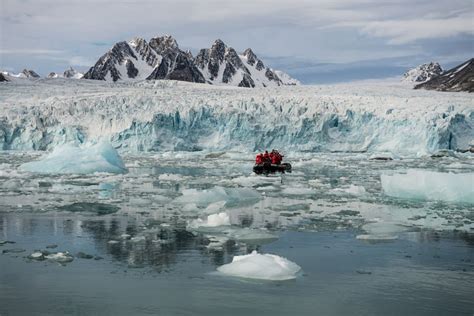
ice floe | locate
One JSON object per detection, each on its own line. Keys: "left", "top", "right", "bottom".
{"left": 217, "top": 250, "right": 301, "bottom": 280}
{"left": 381, "top": 169, "right": 474, "bottom": 204}
{"left": 20, "top": 142, "right": 127, "bottom": 174}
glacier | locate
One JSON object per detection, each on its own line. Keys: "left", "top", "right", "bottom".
{"left": 0, "top": 79, "right": 472, "bottom": 155}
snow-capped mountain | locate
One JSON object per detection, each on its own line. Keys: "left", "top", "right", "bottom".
{"left": 47, "top": 68, "right": 84, "bottom": 79}
{"left": 21, "top": 69, "right": 41, "bottom": 78}
{"left": 47, "top": 72, "right": 60, "bottom": 79}
{"left": 195, "top": 40, "right": 283, "bottom": 87}
{"left": 1, "top": 69, "right": 41, "bottom": 79}
{"left": 84, "top": 35, "right": 203, "bottom": 83}
{"left": 403, "top": 62, "right": 443, "bottom": 83}
{"left": 83, "top": 35, "right": 299, "bottom": 87}
{"left": 63, "top": 67, "right": 84, "bottom": 79}
{"left": 415, "top": 58, "right": 473, "bottom": 92}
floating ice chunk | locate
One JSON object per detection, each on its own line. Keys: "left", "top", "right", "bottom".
{"left": 131, "top": 236, "right": 146, "bottom": 242}
{"left": 204, "top": 201, "right": 227, "bottom": 214}
{"left": 381, "top": 170, "right": 474, "bottom": 204}
{"left": 45, "top": 252, "right": 74, "bottom": 263}
{"left": 175, "top": 186, "right": 261, "bottom": 207}
{"left": 189, "top": 212, "right": 230, "bottom": 228}
{"left": 332, "top": 185, "right": 367, "bottom": 196}
{"left": 20, "top": 142, "right": 127, "bottom": 174}
{"left": 357, "top": 222, "right": 408, "bottom": 241}
{"left": 217, "top": 250, "right": 301, "bottom": 280}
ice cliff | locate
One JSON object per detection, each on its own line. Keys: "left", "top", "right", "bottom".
{"left": 0, "top": 80, "right": 472, "bottom": 155}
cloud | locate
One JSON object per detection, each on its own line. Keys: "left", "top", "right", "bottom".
{"left": 360, "top": 13, "right": 474, "bottom": 44}
{"left": 1, "top": 0, "right": 472, "bottom": 79}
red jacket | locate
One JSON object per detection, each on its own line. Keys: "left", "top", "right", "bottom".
{"left": 256, "top": 154, "right": 263, "bottom": 164}
{"left": 263, "top": 152, "right": 270, "bottom": 162}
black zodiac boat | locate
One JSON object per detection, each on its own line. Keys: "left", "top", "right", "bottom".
{"left": 253, "top": 162, "right": 292, "bottom": 175}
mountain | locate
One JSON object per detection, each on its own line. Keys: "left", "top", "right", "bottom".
{"left": 415, "top": 58, "right": 473, "bottom": 92}
{"left": 403, "top": 62, "right": 443, "bottom": 83}
{"left": 47, "top": 72, "right": 60, "bottom": 79}
{"left": 84, "top": 35, "right": 203, "bottom": 83}
{"left": 63, "top": 67, "right": 84, "bottom": 79}
{"left": 195, "top": 40, "right": 283, "bottom": 87}
{"left": 83, "top": 35, "right": 298, "bottom": 87}
{"left": 0, "top": 73, "right": 8, "bottom": 82}
{"left": 21, "top": 69, "right": 41, "bottom": 78}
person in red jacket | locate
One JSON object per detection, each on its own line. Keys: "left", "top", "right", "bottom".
{"left": 271, "top": 150, "right": 283, "bottom": 165}
{"left": 255, "top": 153, "right": 263, "bottom": 164}
{"left": 263, "top": 150, "right": 270, "bottom": 163}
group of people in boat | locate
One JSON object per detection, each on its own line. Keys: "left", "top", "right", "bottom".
{"left": 255, "top": 150, "right": 284, "bottom": 165}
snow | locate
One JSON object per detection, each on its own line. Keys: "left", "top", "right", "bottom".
{"left": 381, "top": 170, "right": 474, "bottom": 204}
{"left": 332, "top": 185, "right": 367, "bottom": 196}
{"left": 20, "top": 142, "right": 127, "bottom": 174}
{"left": 217, "top": 250, "right": 301, "bottom": 280}
{"left": 0, "top": 79, "right": 472, "bottom": 155}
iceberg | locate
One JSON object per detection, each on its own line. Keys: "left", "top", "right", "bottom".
{"left": 381, "top": 170, "right": 474, "bottom": 204}
{"left": 217, "top": 250, "right": 301, "bottom": 281}
{"left": 20, "top": 142, "right": 127, "bottom": 174}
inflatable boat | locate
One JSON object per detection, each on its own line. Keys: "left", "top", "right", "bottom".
{"left": 253, "top": 162, "right": 292, "bottom": 175}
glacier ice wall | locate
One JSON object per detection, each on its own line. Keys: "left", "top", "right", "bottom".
{"left": 0, "top": 80, "right": 472, "bottom": 155}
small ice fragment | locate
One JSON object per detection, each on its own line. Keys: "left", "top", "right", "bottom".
{"left": 120, "top": 234, "right": 131, "bottom": 239}
{"left": 130, "top": 236, "right": 146, "bottom": 242}
{"left": 45, "top": 252, "right": 74, "bottom": 263}
{"left": 217, "top": 250, "right": 301, "bottom": 280}
{"left": 108, "top": 240, "right": 119, "bottom": 244}
{"left": 189, "top": 212, "right": 230, "bottom": 228}
{"left": 28, "top": 252, "right": 45, "bottom": 260}
{"left": 332, "top": 185, "right": 366, "bottom": 196}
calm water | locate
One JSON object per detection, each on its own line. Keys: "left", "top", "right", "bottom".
{"left": 0, "top": 151, "right": 473, "bottom": 315}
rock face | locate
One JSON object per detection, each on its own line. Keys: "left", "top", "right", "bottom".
{"left": 0, "top": 73, "right": 8, "bottom": 82}
{"left": 415, "top": 58, "right": 473, "bottom": 92}
{"left": 84, "top": 35, "right": 299, "bottom": 87}
{"left": 403, "top": 62, "right": 443, "bottom": 83}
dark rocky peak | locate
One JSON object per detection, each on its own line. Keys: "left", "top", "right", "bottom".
{"left": 210, "top": 39, "right": 227, "bottom": 63}
{"left": 242, "top": 48, "right": 257, "bottom": 65}
{"left": 47, "top": 72, "right": 59, "bottom": 78}
{"left": 129, "top": 37, "right": 159, "bottom": 67}
{"left": 63, "top": 67, "right": 77, "bottom": 78}
{"left": 0, "top": 73, "right": 8, "bottom": 82}
{"left": 149, "top": 35, "right": 179, "bottom": 54}
{"left": 242, "top": 48, "right": 265, "bottom": 70}
{"left": 224, "top": 47, "right": 244, "bottom": 69}
{"left": 22, "top": 69, "right": 40, "bottom": 78}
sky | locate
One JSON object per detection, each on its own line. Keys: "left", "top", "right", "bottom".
{"left": 1, "top": 0, "right": 473, "bottom": 83}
